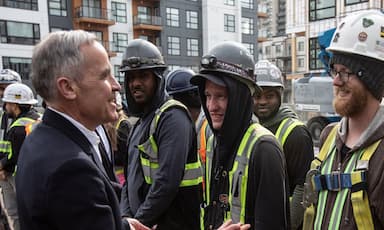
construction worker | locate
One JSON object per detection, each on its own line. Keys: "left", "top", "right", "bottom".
{"left": 165, "top": 68, "right": 212, "bottom": 167}
{"left": 302, "top": 9, "right": 384, "bottom": 229}
{"left": 253, "top": 60, "right": 313, "bottom": 229}
{"left": 191, "top": 41, "right": 289, "bottom": 229}
{"left": 0, "top": 83, "right": 40, "bottom": 230}
{"left": 0, "top": 69, "right": 22, "bottom": 141}
{"left": 0, "top": 69, "right": 21, "bottom": 229}
{"left": 119, "top": 39, "right": 203, "bottom": 229}
{"left": 165, "top": 68, "right": 201, "bottom": 122}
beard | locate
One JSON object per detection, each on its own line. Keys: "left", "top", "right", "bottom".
{"left": 333, "top": 84, "right": 367, "bottom": 117}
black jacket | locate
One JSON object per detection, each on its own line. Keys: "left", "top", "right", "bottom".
{"left": 0, "top": 109, "right": 40, "bottom": 173}
{"left": 121, "top": 75, "right": 202, "bottom": 229}
{"left": 16, "top": 109, "right": 130, "bottom": 230}
{"left": 197, "top": 75, "right": 290, "bottom": 230}
{"left": 260, "top": 106, "right": 314, "bottom": 194}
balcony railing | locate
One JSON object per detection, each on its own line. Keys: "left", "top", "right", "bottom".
{"left": 75, "top": 6, "right": 114, "bottom": 21}
{"left": 133, "top": 15, "right": 162, "bottom": 26}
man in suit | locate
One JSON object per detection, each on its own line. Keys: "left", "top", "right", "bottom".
{"left": 15, "top": 30, "right": 148, "bottom": 230}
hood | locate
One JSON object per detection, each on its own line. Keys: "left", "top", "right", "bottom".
{"left": 338, "top": 106, "right": 384, "bottom": 150}
{"left": 198, "top": 74, "right": 253, "bottom": 168}
{"left": 124, "top": 69, "right": 166, "bottom": 117}
{"left": 259, "top": 105, "right": 298, "bottom": 128}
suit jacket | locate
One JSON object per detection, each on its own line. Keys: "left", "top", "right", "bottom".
{"left": 16, "top": 109, "right": 130, "bottom": 230}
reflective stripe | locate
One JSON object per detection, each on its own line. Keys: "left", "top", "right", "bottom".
{"left": 204, "top": 123, "right": 275, "bottom": 224}
{"left": 304, "top": 124, "right": 379, "bottom": 229}
{"left": 275, "top": 117, "right": 304, "bottom": 147}
{"left": 137, "top": 99, "right": 202, "bottom": 187}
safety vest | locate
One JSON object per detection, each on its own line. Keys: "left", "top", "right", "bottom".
{"left": 275, "top": 117, "right": 304, "bottom": 147}
{"left": 202, "top": 123, "right": 274, "bottom": 228}
{"left": 0, "top": 117, "right": 36, "bottom": 170}
{"left": 303, "top": 125, "right": 380, "bottom": 230}
{"left": 25, "top": 119, "right": 41, "bottom": 135}
{"left": 137, "top": 99, "right": 203, "bottom": 187}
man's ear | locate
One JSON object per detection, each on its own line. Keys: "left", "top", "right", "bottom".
{"left": 56, "top": 76, "right": 77, "bottom": 100}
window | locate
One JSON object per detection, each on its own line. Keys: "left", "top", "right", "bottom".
{"left": 167, "top": 36, "right": 180, "bottom": 55}
{"left": 224, "top": 14, "right": 235, "bottom": 32}
{"left": 0, "top": 20, "right": 40, "bottom": 45}
{"left": 114, "top": 65, "right": 124, "bottom": 86}
{"left": 298, "top": 41, "right": 305, "bottom": 52}
{"left": 49, "top": 0, "right": 67, "bottom": 16}
{"left": 242, "top": 43, "right": 254, "bottom": 55}
{"left": 112, "top": 33, "right": 128, "bottom": 53}
{"left": 298, "top": 58, "right": 305, "bottom": 68}
{"left": 275, "top": 45, "right": 282, "bottom": 54}
{"left": 112, "top": 2, "right": 127, "bottom": 23}
{"left": 242, "top": 17, "right": 253, "bottom": 34}
{"left": 187, "top": 38, "right": 199, "bottom": 56}
{"left": 166, "top": 8, "right": 179, "bottom": 27}
{"left": 309, "top": 0, "right": 335, "bottom": 21}
{"left": 0, "top": 0, "right": 38, "bottom": 10}
{"left": 50, "top": 27, "right": 65, "bottom": 32}
{"left": 345, "top": 0, "right": 368, "bottom": 5}
{"left": 265, "top": 46, "right": 271, "bottom": 55}
{"left": 137, "top": 6, "right": 151, "bottom": 24}
{"left": 309, "top": 37, "right": 322, "bottom": 70}
{"left": 186, "top": 11, "right": 198, "bottom": 29}
{"left": 241, "top": 0, "right": 253, "bottom": 9}
{"left": 224, "top": 0, "right": 235, "bottom": 6}
{"left": 2, "top": 56, "right": 32, "bottom": 80}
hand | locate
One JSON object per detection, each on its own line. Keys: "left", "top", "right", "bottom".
{"left": 217, "top": 220, "right": 251, "bottom": 230}
{"left": 126, "top": 218, "right": 151, "bottom": 230}
{"left": 0, "top": 170, "right": 7, "bottom": 181}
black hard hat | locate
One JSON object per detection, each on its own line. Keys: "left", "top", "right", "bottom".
{"left": 120, "top": 39, "right": 166, "bottom": 73}
{"left": 191, "top": 41, "right": 260, "bottom": 95}
{"left": 166, "top": 69, "right": 198, "bottom": 95}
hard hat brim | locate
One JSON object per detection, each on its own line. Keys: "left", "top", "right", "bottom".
{"left": 190, "top": 73, "right": 226, "bottom": 87}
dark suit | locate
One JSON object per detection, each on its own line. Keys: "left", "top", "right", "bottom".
{"left": 16, "top": 109, "right": 130, "bottom": 230}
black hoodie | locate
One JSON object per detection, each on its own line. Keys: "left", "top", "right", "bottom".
{"left": 120, "top": 70, "right": 202, "bottom": 230}
{"left": 198, "top": 75, "right": 290, "bottom": 230}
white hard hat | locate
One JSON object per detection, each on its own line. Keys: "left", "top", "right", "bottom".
{"left": 2, "top": 83, "right": 38, "bottom": 105}
{"left": 327, "top": 9, "right": 384, "bottom": 61}
{"left": 0, "top": 69, "right": 22, "bottom": 84}
{"left": 254, "top": 60, "right": 284, "bottom": 88}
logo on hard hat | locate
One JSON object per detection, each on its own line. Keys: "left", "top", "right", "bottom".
{"left": 14, "top": 94, "right": 22, "bottom": 100}
{"left": 362, "top": 18, "right": 374, "bottom": 28}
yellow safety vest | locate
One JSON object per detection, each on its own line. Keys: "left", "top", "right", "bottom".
{"left": 137, "top": 99, "right": 203, "bottom": 187}
{"left": 303, "top": 125, "right": 380, "bottom": 230}
{"left": 275, "top": 117, "right": 304, "bottom": 147}
{"left": 201, "top": 123, "right": 274, "bottom": 228}
{"left": 0, "top": 117, "right": 36, "bottom": 174}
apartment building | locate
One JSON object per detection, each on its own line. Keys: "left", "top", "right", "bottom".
{"left": 1, "top": 0, "right": 258, "bottom": 87}
{"left": 202, "top": 0, "right": 258, "bottom": 61}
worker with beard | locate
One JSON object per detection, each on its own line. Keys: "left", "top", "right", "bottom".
{"left": 302, "top": 10, "right": 384, "bottom": 229}
{"left": 119, "top": 39, "right": 203, "bottom": 230}
{"left": 191, "top": 41, "right": 289, "bottom": 230}
{"left": 253, "top": 60, "right": 313, "bottom": 229}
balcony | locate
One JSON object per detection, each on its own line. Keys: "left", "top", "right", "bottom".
{"left": 133, "top": 15, "right": 162, "bottom": 31}
{"left": 75, "top": 6, "right": 115, "bottom": 25}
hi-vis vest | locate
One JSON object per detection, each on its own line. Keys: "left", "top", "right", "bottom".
{"left": 202, "top": 123, "right": 274, "bottom": 227}
{"left": 275, "top": 117, "right": 304, "bottom": 147}
{"left": 137, "top": 99, "right": 203, "bottom": 187}
{"left": 0, "top": 117, "right": 36, "bottom": 165}
{"left": 303, "top": 125, "right": 381, "bottom": 230}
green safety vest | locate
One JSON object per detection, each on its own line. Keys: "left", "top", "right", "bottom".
{"left": 303, "top": 125, "right": 380, "bottom": 230}
{"left": 0, "top": 117, "right": 36, "bottom": 173}
{"left": 275, "top": 117, "right": 304, "bottom": 147}
{"left": 202, "top": 123, "right": 275, "bottom": 228}
{"left": 137, "top": 99, "right": 203, "bottom": 187}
